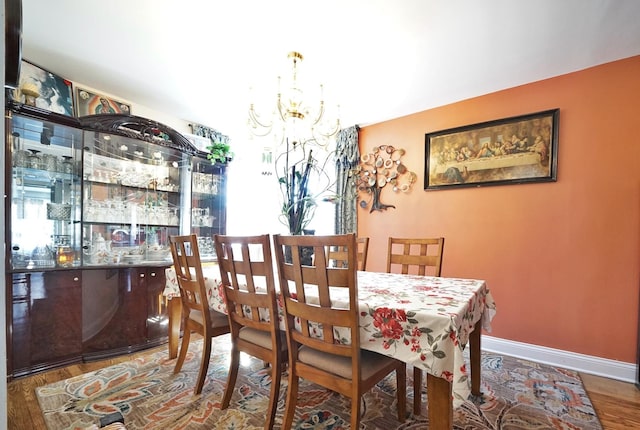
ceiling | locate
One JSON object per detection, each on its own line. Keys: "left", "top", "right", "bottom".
{"left": 19, "top": 0, "right": 640, "bottom": 140}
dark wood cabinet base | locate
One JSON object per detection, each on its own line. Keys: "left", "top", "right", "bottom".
{"left": 7, "top": 266, "right": 170, "bottom": 379}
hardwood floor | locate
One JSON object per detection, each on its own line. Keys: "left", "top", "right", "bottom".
{"left": 580, "top": 373, "right": 640, "bottom": 430}
{"left": 7, "top": 346, "right": 163, "bottom": 430}
{"left": 6, "top": 345, "right": 640, "bottom": 429}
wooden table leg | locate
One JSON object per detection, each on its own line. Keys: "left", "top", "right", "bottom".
{"left": 168, "top": 298, "right": 182, "bottom": 359}
{"left": 427, "top": 372, "right": 453, "bottom": 429}
{"left": 413, "top": 367, "right": 423, "bottom": 416}
{"left": 469, "top": 318, "right": 482, "bottom": 396}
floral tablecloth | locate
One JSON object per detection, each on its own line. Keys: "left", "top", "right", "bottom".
{"left": 164, "top": 265, "right": 496, "bottom": 405}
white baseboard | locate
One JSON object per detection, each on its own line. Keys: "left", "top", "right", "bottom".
{"left": 482, "top": 336, "right": 638, "bottom": 384}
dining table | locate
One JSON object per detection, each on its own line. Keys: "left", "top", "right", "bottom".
{"left": 163, "top": 264, "right": 496, "bottom": 430}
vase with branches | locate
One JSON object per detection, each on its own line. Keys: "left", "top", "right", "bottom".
{"left": 276, "top": 139, "right": 336, "bottom": 236}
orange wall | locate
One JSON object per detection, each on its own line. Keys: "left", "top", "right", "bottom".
{"left": 358, "top": 55, "right": 640, "bottom": 363}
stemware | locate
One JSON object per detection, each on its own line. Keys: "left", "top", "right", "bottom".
{"left": 27, "top": 149, "right": 42, "bottom": 169}
{"left": 61, "top": 156, "right": 74, "bottom": 174}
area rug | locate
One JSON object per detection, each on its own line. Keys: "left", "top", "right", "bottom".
{"left": 36, "top": 335, "right": 602, "bottom": 429}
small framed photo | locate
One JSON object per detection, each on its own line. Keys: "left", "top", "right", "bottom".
{"left": 14, "top": 60, "right": 74, "bottom": 116}
{"left": 75, "top": 87, "right": 131, "bottom": 117}
{"left": 424, "top": 109, "right": 559, "bottom": 190}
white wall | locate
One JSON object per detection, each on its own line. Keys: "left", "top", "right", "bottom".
{"left": 225, "top": 135, "right": 336, "bottom": 237}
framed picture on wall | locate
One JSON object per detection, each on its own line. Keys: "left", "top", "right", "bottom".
{"left": 13, "top": 60, "right": 75, "bottom": 116}
{"left": 424, "top": 109, "right": 559, "bottom": 190}
{"left": 75, "top": 87, "right": 131, "bottom": 117}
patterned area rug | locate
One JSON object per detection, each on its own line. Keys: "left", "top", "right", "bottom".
{"left": 36, "top": 335, "right": 602, "bottom": 429}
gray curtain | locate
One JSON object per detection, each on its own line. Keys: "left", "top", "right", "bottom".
{"left": 334, "top": 125, "right": 360, "bottom": 234}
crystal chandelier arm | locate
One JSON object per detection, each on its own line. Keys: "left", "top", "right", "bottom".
{"left": 247, "top": 103, "right": 275, "bottom": 137}
{"left": 275, "top": 89, "right": 289, "bottom": 123}
{"left": 310, "top": 85, "right": 326, "bottom": 125}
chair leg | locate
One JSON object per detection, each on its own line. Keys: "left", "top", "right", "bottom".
{"left": 221, "top": 346, "right": 240, "bottom": 409}
{"left": 282, "top": 371, "right": 299, "bottom": 430}
{"left": 397, "top": 365, "right": 407, "bottom": 422}
{"left": 173, "top": 325, "right": 191, "bottom": 374}
{"left": 194, "top": 335, "right": 212, "bottom": 395}
{"left": 350, "top": 396, "right": 361, "bottom": 430}
{"left": 265, "top": 358, "right": 282, "bottom": 430}
{"left": 413, "top": 367, "right": 422, "bottom": 416}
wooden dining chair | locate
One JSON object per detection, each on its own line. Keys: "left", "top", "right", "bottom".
{"left": 273, "top": 233, "right": 406, "bottom": 429}
{"left": 386, "top": 237, "right": 445, "bottom": 276}
{"left": 386, "top": 236, "right": 444, "bottom": 415}
{"left": 169, "top": 234, "right": 230, "bottom": 395}
{"left": 213, "top": 234, "right": 286, "bottom": 430}
{"left": 327, "top": 236, "right": 370, "bottom": 271}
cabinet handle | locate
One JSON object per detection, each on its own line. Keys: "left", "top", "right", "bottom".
{"left": 151, "top": 272, "right": 156, "bottom": 277}
{"left": 73, "top": 277, "right": 79, "bottom": 282}
{"left": 140, "top": 273, "right": 145, "bottom": 278}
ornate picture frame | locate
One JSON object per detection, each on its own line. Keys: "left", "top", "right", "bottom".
{"left": 424, "top": 109, "right": 559, "bottom": 190}
{"left": 13, "top": 60, "right": 74, "bottom": 116}
{"left": 75, "top": 87, "right": 131, "bottom": 117}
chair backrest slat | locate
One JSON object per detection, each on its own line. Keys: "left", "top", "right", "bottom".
{"left": 213, "top": 234, "right": 279, "bottom": 340}
{"left": 274, "top": 233, "right": 358, "bottom": 359}
{"left": 386, "top": 237, "right": 444, "bottom": 276}
{"left": 169, "top": 234, "right": 210, "bottom": 326}
{"left": 327, "top": 236, "right": 369, "bottom": 271}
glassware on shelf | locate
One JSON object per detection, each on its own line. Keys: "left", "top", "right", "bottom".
{"left": 82, "top": 233, "right": 113, "bottom": 265}
{"left": 27, "top": 149, "right": 42, "bottom": 169}
{"left": 11, "top": 132, "right": 29, "bottom": 167}
{"left": 11, "top": 249, "right": 27, "bottom": 268}
{"left": 54, "top": 226, "right": 75, "bottom": 267}
{"left": 31, "top": 245, "right": 55, "bottom": 268}
{"left": 43, "top": 153, "right": 58, "bottom": 172}
{"left": 169, "top": 208, "right": 179, "bottom": 225}
{"left": 192, "top": 172, "right": 219, "bottom": 194}
{"left": 46, "top": 203, "right": 72, "bottom": 221}
{"left": 61, "top": 156, "right": 74, "bottom": 174}
{"left": 197, "top": 236, "right": 215, "bottom": 256}
{"left": 13, "top": 148, "right": 28, "bottom": 167}
{"left": 56, "top": 245, "right": 75, "bottom": 267}
{"left": 192, "top": 207, "right": 215, "bottom": 227}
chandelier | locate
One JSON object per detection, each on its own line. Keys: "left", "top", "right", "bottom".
{"left": 247, "top": 51, "right": 340, "bottom": 149}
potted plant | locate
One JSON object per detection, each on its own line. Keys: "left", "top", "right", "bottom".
{"left": 206, "top": 140, "right": 234, "bottom": 164}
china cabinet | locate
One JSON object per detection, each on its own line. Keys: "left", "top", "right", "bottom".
{"left": 5, "top": 101, "right": 228, "bottom": 377}
{"left": 79, "top": 121, "right": 183, "bottom": 266}
{"left": 81, "top": 267, "right": 167, "bottom": 360}
{"left": 8, "top": 110, "right": 82, "bottom": 270}
{"left": 191, "top": 156, "right": 227, "bottom": 258}
{"left": 10, "top": 271, "right": 83, "bottom": 376}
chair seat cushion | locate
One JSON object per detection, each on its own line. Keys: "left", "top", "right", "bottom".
{"left": 239, "top": 327, "right": 287, "bottom": 352}
{"left": 190, "top": 308, "right": 229, "bottom": 328}
{"left": 209, "top": 310, "right": 230, "bottom": 327}
{"left": 298, "top": 346, "right": 398, "bottom": 380}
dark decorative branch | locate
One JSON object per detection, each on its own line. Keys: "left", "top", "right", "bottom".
{"left": 277, "top": 140, "right": 334, "bottom": 235}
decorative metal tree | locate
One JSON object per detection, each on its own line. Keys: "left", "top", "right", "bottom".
{"left": 354, "top": 145, "right": 417, "bottom": 213}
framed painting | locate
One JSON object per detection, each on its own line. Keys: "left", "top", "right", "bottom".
{"left": 424, "top": 109, "right": 559, "bottom": 190}
{"left": 75, "top": 87, "right": 131, "bottom": 117}
{"left": 14, "top": 60, "right": 74, "bottom": 116}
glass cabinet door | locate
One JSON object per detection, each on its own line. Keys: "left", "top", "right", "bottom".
{"left": 81, "top": 130, "right": 182, "bottom": 265}
{"left": 190, "top": 156, "right": 227, "bottom": 258}
{"left": 9, "top": 113, "right": 82, "bottom": 270}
